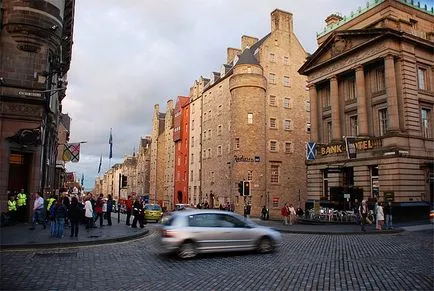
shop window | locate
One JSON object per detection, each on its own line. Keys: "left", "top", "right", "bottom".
{"left": 379, "top": 108, "right": 388, "bottom": 136}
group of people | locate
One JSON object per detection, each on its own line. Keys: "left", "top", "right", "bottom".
{"left": 123, "top": 195, "right": 146, "bottom": 229}
{"left": 357, "top": 199, "right": 393, "bottom": 232}
{"left": 6, "top": 189, "right": 28, "bottom": 223}
{"left": 280, "top": 203, "right": 301, "bottom": 225}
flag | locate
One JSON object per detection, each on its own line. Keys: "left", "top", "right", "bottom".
{"left": 345, "top": 137, "right": 357, "bottom": 159}
{"left": 109, "top": 128, "right": 113, "bottom": 159}
{"left": 63, "top": 143, "right": 80, "bottom": 162}
{"left": 98, "top": 154, "right": 102, "bottom": 174}
{"left": 306, "top": 142, "right": 316, "bottom": 160}
{"left": 81, "top": 173, "right": 84, "bottom": 186}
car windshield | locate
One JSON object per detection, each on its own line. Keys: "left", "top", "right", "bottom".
{"left": 145, "top": 205, "right": 162, "bottom": 211}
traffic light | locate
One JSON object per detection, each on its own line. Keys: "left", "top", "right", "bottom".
{"left": 121, "top": 175, "right": 128, "bottom": 188}
{"left": 238, "top": 181, "right": 243, "bottom": 195}
{"left": 243, "top": 181, "right": 251, "bottom": 196}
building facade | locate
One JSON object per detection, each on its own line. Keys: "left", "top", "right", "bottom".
{"left": 136, "top": 136, "right": 151, "bottom": 198}
{"left": 0, "top": 0, "right": 75, "bottom": 213}
{"left": 173, "top": 96, "right": 190, "bottom": 205}
{"left": 195, "top": 9, "right": 310, "bottom": 217}
{"left": 299, "top": 0, "right": 434, "bottom": 211}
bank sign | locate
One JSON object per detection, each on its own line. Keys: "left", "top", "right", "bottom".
{"left": 316, "top": 137, "right": 382, "bottom": 158}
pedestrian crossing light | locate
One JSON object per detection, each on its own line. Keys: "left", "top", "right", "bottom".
{"left": 243, "top": 181, "right": 251, "bottom": 196}
{"left": 238, "top": 181, "right": 243, "bottom": 195}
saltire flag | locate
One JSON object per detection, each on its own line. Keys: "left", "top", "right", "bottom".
{"left": 81, "top": 173, "right": 84, "bottom": 186}
{"left": 306, "top": 141, "right": 316, "bottom": 160}
{"left": 98, "top": 154, "right": 102, "bottom": 174}
{"left": 109, "top": 128, "right": 113, "bottom": 159}
{"left": 345, "top": 137, "right": 357, "bottom": 159}
{"left": 63, "top": 143, "right": 80, "bottom": 162}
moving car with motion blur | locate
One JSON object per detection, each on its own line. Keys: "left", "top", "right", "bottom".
{"left": 144, "top": 204, "right": 163, "bottom": 223}
{"left": 158, "top": 209, "right": 281, "bottom": 259}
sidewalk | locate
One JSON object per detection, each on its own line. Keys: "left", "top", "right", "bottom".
{"left": 0, "top": 213, "right": 148, "bottom": 250}
{"left": 1, "top": 213, "right": 430, "bottom": 250}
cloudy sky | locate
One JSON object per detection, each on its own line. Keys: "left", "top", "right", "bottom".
{"left": 62, "top": 0, "right": 432, "bottom": 190}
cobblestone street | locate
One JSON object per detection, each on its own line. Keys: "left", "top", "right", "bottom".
{"left": 1, "top": 226, "right": 432, "bottom": 290}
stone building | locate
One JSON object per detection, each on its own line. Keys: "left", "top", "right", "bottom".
{"left": 0, "top": 0, "right": 75, "bottom": 213}
{"left": 196, "top": 9, "right": 310, "bottom": 217}
{"left": 174, "top": 96, "right": 190, "bottom": 205}
{"left": 136, "top": 136, "right": 151, "bottom": 198}
{"left": 299, "top": 0, "right": 434, "bottom": 214}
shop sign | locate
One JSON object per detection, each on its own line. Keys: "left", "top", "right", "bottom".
{"left": 317, "top": 137, "right": 382, "bottom": 157}
{"left": 234, "top": 155, "right": 257, "bottom": 163}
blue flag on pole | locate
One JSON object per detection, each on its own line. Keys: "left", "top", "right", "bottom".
{"left": 81, "top": 173, "right": 84, "bottom": 186}
{"left": 98, "top": 154, "right": 102, "bottom": 173}
{"left": 109, "top": 128, "right": 113, "bottom": 159}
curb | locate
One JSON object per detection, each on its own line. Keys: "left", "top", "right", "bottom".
{"left": 0, "top": 229, "right": 149, "bottom": 250}
{"left": 272, "top": 228, "right": 404, "bottom": 235}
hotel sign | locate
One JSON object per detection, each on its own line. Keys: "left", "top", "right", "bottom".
{"left": 234, "top": 155, "right": 260, "bottom": 163}
{"left": 317, "top": 138, "right": 382, "bottom": 157}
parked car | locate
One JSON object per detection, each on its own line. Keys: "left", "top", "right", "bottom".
{"left": 158, "top": 209, "right": 281, "bottom": 259}
{"left": 144, "top": 204, "right": 163, "bottom": 222}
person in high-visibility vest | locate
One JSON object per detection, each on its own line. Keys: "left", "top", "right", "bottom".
{"left": 46, "top": 195, "right": 56, "bottom": 222}
{"left": 7, "top": 195, "right": 17, "bottom": 223}
{"left": 16, "top": 189, "right": 27, "bottom": 222}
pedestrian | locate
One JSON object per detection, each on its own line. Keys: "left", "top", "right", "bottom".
{"left": 63, "top": 194, "right": 71, "bottom": 227}
{"left": 54, "top": 199, "right": 67, "bottom": 238}
{"left": 376, "top": 202, "right": 384, "bottom": 231}
{"left": 68, "top": 196, "right": 81, "bottom": 238}
{"left": 125, "top": 195, "right": 133, "bottom": 226}
{"left": 30, "top": 192, "right": 46, "bottom": 230}
{"left": 374, "top": 198, "right": 379, "bottom": 230}
{"left": 7, "top": 194, "right": 17, "bottom": 224}
{"left": 84, "top": 196, "right": 94, "bottom": 230}
{"left": 261, "top": 205, "right": 268, "bottom": 220}
{"left": 359, "top": 200, "right": 369, "bottom": 232}
{"left": 16, "top": 188, "right": 27, "bottom": 222}
{"left": 353, "top": 199, "right": 360, "bottom": 224}
{"left": 281, "top": 203, "right": 289, "bottom": 225}
{"left": 95, "top": 194, "right": 104, "bottom": 227}
{"left": 288, "top": 204, "right": 296, "bottom": 225}
{"left": 384, "top": 201, "right": 393, "bottom": 230}
{"left": 131, "top": 197, "right": 144, "bottom": 228}
{"left": 106, "top": 194, "right": 113, "bottom": 226}
{"left": 296, "top": 205, "right": 304, "bottom": 218}
{"left": 46, "top": 194, "right": 56, "bottom": 223}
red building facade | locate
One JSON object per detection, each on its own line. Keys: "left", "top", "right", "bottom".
{"left": 173, "top": 96, "right": 190, "bottom": 205}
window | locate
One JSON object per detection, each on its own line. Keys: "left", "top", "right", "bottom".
{"left": 269, "top": 52, "right": 275, "bottom": 62}
{"left": 177, "top": 157, "right": 181, "bottom": 166}
{"left": 271, "top": 165, "right": 279, "bottom": 183}
{"left": 269, "top": 95, "right": 277, "bottom": 106}
{"left": 421, "top": 107, "right": 432, "bottom": 138}
{"left": 247, "top": 113, "right": 253, "bottom": 124}
{"left": 203, "top": 131, "right": 207, "bottom": 140}
{"left": 283, "top": 56, "right": 289, "bottom": 65}
{"left": 324, "top": 120, "right": 332, "bottom": 143}
{"left": 191, "top": 153, "right": 194, "bottom": 164}
{"left": 349, "top": 115, "right": 358, "bottom": 136}
{"left": 319, "top": 86, "right": 331, "bottom": 108}
{"left": 218, "top": 104, "right": 222, "bottom": 115}
{"left": 284, "top": 119, "right": 292, "bottom": 131}
{"left": 209, "top": 110, "right": 211, "bottom": 119}
{"left": 270, "top": 118, "right": 277, "bottom": 129}
{"left": 342, "top": 76, "right": 356, "bottom": 101}
{"left": 305, "top": 100, "right": 311, "bottom": 112}
{"left": 270, "top": 141, "right": 278, "bottom": 152}
{"left": 379, "top": 108, "right": 388, "bottom": 136}
{"left": 203, "top": 150, "right": 206, "bottom": 159}
{"left": 269, "top": 73, "right": 276, "bottom": 84}
{"left": 208, "top": 129, "right": 211, "bottom": 140}
{"left": 191, "top": 136, "right": 194, "bottom": 148}
{"left": 235, "top": 138, "right": 240, "bottom": 150}
{"left": 218, "top": 125, "right": 222, "bottom": 136}
{"left": 284, "top": 98, "right": 292, "bottom": 109}
{"left": 190, "top": 170, "right": 193, "bottom": 182}
{"left": 208, "top": 148, "right": 211, "bottom": 158}
{"left": 192, "top": 120, "right": 195, "bottom": 130}
{"left": 285, "top": 142, "right": 294, "bottom": 153}
{"left": 283, "top": 76, "right": 290, "bottom": 87}
{"left": 247, "top": 171, "right": 252, "bottom": 181}
{"left": 371, "top": 66, "right": 385, "bottom": 93}
{"left": 418, "top": 67, "right": 427, "bottom": 90}
{"left": 217, "top": 145, "right": 222, "bottom": 156}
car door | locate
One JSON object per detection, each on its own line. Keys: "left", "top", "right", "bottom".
{"left": 216, "top": 214, "right": 255, "bottom": 251}
{"left": 187, "top": 213, "right": 226, "bottom": 252}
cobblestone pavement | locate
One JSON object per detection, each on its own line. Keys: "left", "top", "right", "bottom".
{"left": 0, "top": 225, "right": 432, "bottom": 291}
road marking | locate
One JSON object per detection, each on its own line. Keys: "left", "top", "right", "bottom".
{"left": 402, "top": 225, "right": 433, "bottom": 232}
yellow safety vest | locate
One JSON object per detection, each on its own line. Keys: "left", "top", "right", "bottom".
{"left": 17, "top": 193, "right": 27, "bottom": 206}
{"left": 47, "top": 198, "right": 56, "bottom": 210}
{"left": 8, "top": 200, "right": 17, "bottom": 211}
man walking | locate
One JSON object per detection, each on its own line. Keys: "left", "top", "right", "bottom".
{"left": 30, "top": 192, "right": 46, "bottom": 230}
{"left": 384, "top": 201, "right": 393, "bottom": 230}
{"left": 359, "top": 200, "right": 369, "bottom": 232}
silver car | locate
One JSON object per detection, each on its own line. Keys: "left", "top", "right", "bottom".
{"left": 158, "top": 209, "right": 281, "bottom": 259}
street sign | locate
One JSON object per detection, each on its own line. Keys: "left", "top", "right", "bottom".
{"left": 344, "top": 193, "right": 350, "bottom": 199}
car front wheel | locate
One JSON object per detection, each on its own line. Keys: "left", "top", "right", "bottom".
{"left": 177, "top": 241, "right": 197, "bottom": 259}
{"left": 257, "top": 237, "right": 274, "bottom": 253}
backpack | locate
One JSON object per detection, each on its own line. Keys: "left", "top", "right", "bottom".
{"left": 49, "top": 204, "right": 56, "bottom": 220}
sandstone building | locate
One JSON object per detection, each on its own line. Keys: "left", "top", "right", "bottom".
{"left": 0, "top": 0, "right": 75, "bottom": 213}
{"left": 299, "top": 0, "right": 434, "bottom": 213}
{"left": 190, "top": 9, "right": 310, "bottom": 218}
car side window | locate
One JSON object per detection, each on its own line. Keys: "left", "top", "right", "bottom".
{"left": 188, "top": 214, "right": 220, "bottom": 227}
{"left": 218, "top": 214, "right": 246, "bottom": 228}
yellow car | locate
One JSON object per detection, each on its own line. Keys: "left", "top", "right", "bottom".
{"left": 144, "top": 204, "right": 163, "bottom": 223}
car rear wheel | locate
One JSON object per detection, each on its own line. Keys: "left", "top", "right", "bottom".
{"left": 177, "top": 241, "right": 197, "bottom": 259}
{"left": 257, "top": 237, "right": 274, "bottom": 253}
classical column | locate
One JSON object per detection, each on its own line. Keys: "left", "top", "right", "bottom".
{"left": 384, "top": 55, "right": 400, "bottom": 132}
{"left": 330, "top": 76, "right": 341, "bottom": 141}
{"left": 355, "top": 65, "right": 368, "bottom": 136}
{"left": 309, "top": 84, "right": 319, "bottom": 142}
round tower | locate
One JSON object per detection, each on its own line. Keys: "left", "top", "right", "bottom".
{"left": 229, "top": 48, "right": 267, "bottom": 216}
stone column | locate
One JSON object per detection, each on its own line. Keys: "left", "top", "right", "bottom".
{"left": 309, "top": 84, "right": 319, "bottom": 142}
{"left": 384, "top": 55, "right": 400, "bottom": 132}
{"left": 355, "top": 65, "right": 368, "bottom": 136}
{"left": 330, "top": 76, "right": 341, "bottom": 141}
